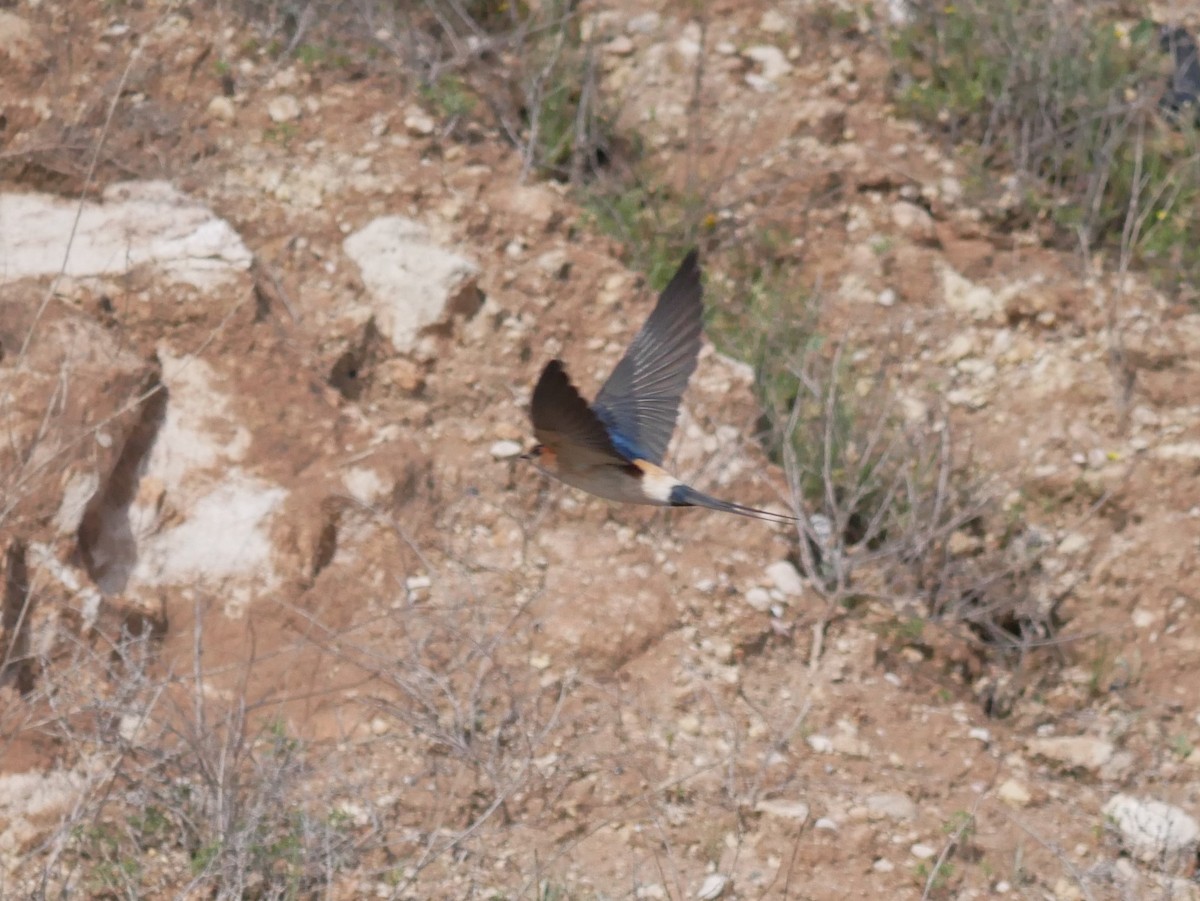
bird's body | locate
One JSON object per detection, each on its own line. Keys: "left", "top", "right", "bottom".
{"left": 524, "top": 250, "right": 793, "bottom": 525}
{"left": 1161, "top": 25, "right": 1200, "bottom": 126}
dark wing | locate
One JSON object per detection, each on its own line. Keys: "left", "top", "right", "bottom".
{"left": 1161, "top": 26, "right": 1200, "bottom": 118}
{"left": 592, "top": 249, "right": 704, "bottom": 465}
{"left": 531, "top": 359, "right": 628, "bottom": 464}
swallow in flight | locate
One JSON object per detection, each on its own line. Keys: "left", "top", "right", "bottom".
{"left": 524, "top": 249, "right": 794, "bottom": 524}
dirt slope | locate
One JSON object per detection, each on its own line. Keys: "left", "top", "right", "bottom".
{"left": 2, "top": 1, "right": 1200, "bottom": 899}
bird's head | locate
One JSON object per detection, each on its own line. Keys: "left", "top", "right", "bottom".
{"left": 520, "top": 444, "right": 557, "bottom": 469}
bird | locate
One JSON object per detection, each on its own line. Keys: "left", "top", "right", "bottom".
{"left": 1160, "top": 25, "right": 1200, "bottom": 127}
{"left": 523, "top": 249, "right": 794, "bottom": 524}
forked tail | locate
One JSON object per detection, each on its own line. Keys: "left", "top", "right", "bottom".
{"left": 669, "top": 484, "right": 796, "bottom": 524}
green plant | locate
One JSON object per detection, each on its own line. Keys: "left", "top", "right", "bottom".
{"left": 396, "top": 0, "right": 626, "bottom": 183}
{"left": 421, "top": 74, "right": 476, "bottom": 121}
{"left": 1169, "top": 733, "right": 1194, "bottom": 759}
{"left": 582, "top": 179, "right": 698, "bottom": 288}
{"left": 264, "top": 121, "right": 298, "bottom": 144}
{"left": 944, "top": 809, "right": 975, "bottom": 839}
{"left": 915, "top": 858, "right": 955, "bottom": 891}
{"left": 890, "top": 3, "right": 1200, "bottom": 292}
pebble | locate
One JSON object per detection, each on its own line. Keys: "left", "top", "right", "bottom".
{"left": 755, "top": 798, "right": 810, "bottom": 822}
{"left": 865, "top": 791, "right": 917, "bottom": 821}
{"left": 743, "top": 45, "right": 792, "bottom": 82}
{"left": 695, "top": 873, "right": 727, "bottom": 900}
{"left": 997, "top": 778, "right": 1031, "bottom": 808}
{"left": 1103, "top": 794, "right": 1200, "bottom": 864}
{"left": 207, "top": 95, "right": 236, "bottom": 122}
{"left": 627, "top": 12, "right": 660, "bottom": 34}
{"left": 489, "top": 440, "right": 523, "bottom": 460}
{"left": 765, "top": 560, "right": 803, "bottom": 596}
{"left": 745, "top": 586, "right": 773, "bottom": 612}
{"left": 814, "top": 817, "right": 837, "bottom": 830}
{"left": 910, "top": 843, "right": 936, "bottom": 859}
{"left": 404, "top": 111, "right": 435, "bottom": 136}
{"left": 267, "top": 94, "right": 301, "bottom": 122}
{"left": 605, "top": 35, "right": 635, "bottom": 56}
{"left": 1131, "top": 608, "right": 1155, "bottom": 628}
{"left": 1056, "top": 532, "right": 1090, "bottom": 555}
{"left": 891, "top": 200, "right": 936, "bottom": 243}
{"left": 1026, "top": 735, "right": 1114, "bottom": 772}
{"left": 807, "top": 734, "right": 834, "bottom": 753}
{"left": 759, "top": 9, "right": 790, "bottom": 33}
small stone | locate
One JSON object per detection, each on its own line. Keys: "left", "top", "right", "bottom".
{"left": 1052, "top": 879, "right": 1083, "bottom": 901}
{"left": 745, "top": 587, "right": 772, "bottom": 612}
{"left": 865, "top": 792, "right": 917, "bottom": 821}
{"left": 872, "top": 859, "right": 895, "bottom": 873}
{"left": 380, "top": 358, "right": 424, "bottom": 393}
{"left": 910, "top": 843, "right": 936, "bottom": 859}
{"left": 605, "top": 35, "right": 634, "bottom": 56}
{"left": 405, "top": 575, "right": 432, "bottom": 592}
{"left": 529, "top": 653, "right": 551, "bottom": 671}
{"left": 1026, "top": 736, "right": 1114, "bottom": 773}
{"left": 1156, "top": 441, "right": 1200, "bottom": 461}
{"left": 942, "top": 332, "right": 976, "bottom": 362}
{"left": 636, "top": 885, "right": 666, "bottom": 900}
{"left": 535, "top": 249, "right": 570, "bottom": 278}
{"left": 830, "top": 719, "right": 870, "bottom": 758}
{"left": 1056, "top": 532, "right": 1089, "bottom": 556}
{"left": 679, "top": 714, "right": 701, "bottom": 736}
{"left": 792, "top": 98, "right": 847, "bottom": 142}
{"left": 968, "top": 727, "right": 991, "bottom": 743}
{"left": 267, "top": 93, "right": 301, "bottom": 122}
{"left": 490, "top": 440, "right": 523, "bottom": 460}
{"left": 877, "top": 288, "right": 897, "bottom": 307}
{"left": 627, "top": 12, "right": 660, "bottom": 34}
{"left": 207, "top": 95, "right": 236, "bottom": 123}
{"left": 1131, "top": 608, "right": 1155, "bottom": 628}
{"left": 765, "top": 560, "right": 803, "bottom": 596}
{"left": 807, "top": 734, "right": 834, "bottom": 753}
{"left": 743, "top": 45, "right": 792, "bottom": 82}
{"left": 891, "top": 200, "right": 936, "bottom": 244}
{"left": 755, "top": 799, "right": 810, "bottom": 822}
{"left": 675, "top": 37, "right": 701, "bottom": 60}
{"left": 370, "top": 716, "right": 390, "bottom": 735}
{"left": 814, "top": 817, "right": 837, "bottom": 831}
{"left": 0, "top": 11, "right": 51, "bottom": 75}
{"left": 997, "top": 778, "right": 1032, "bottom": 808}
{"left": 404, "top": 111, "right": 435, "bottom": 136}
{"left": 1103, "top": 794, "right": 1200, "bottom": 866}
{"left": 696, "top": 873, "right": 728, "bottom": 900}
{"left": 760, "top": 9, "right": 790, "bottom": 33}
{"left": 942, "top": 266, "right": 1002, "bottom": 322}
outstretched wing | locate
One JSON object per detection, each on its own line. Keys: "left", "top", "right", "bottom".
{"left": 592, "top": 249, "right": 704, "bottom": 465}
{"left": 531, "top": 359, "right": 628, "bottom": 464}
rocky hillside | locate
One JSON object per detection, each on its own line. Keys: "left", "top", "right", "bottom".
{"left": 2, "top": 1, "right": 1200, "bottom": 898}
